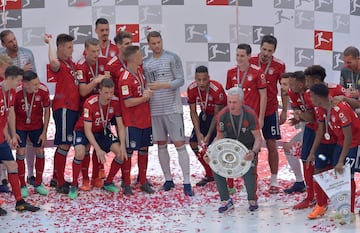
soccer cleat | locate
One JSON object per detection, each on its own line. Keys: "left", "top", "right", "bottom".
{"left": 228, "top": 187, "right": 237, "bottom": 195}
{"left": 293, "top": 199, "right": 316, "bottom": 210}
{"left": 15, "top": 200, "right": 40, "bottom": 212}
{"left": 91, "top": 178, "right": 103, "bottom": 188}
{"left": 196, "top": 176, "right": 214, "bottom": 187}
{"left": 21, "top": 186, "right": 29, "bottom": 198}
{"left": 183, "top": 184, "right": 194, "bottom": 196}
{"left": 284, "top": 181, "right": 306, "bottom": 194}
{"left": 99, "top": 168, "right": 106, "bottom": 179}
{"left": 0, "top": 207, "right": 7, "bottom": 216}
{"left": 27, "top": 176, "right": 36, "bottom": 186}
{"left": 56, "top": 184, "right": 70, "bottom": 194}
{"left": 79, "top": 179, "right": 91, "bottom": 191}
{"left": 123, "top": 185, "right": 133, "bottom": 196}
{"left": 137, "top": 176, "right": 154, "bottom": 187}
{"left": 307, "top": 205, "right": 327, "bottom": 219}
{"left": 103, "top": 183, "right": 120, "bottom": 193}
{"left": 68, "top": 186, "right": 79, "bottom": 199}
{"left": 268, "top": 185, "right": 282, "bottom": 194}
{"left": 0, "top": 184, "right": 10, "bottom": 193}
{"left": 248, "top": 200, "right": 259, "bottom": 212}
{"left": 163, "top": 180, "right": 175, "bottom": 191}
{"left": 34, "top": 185, "right": 49, "bottom": 196}
{"left": 140, "top": 183, "right": 155, "bottom": 194}
{"left": 50, "top": 178, "right": 57, "bottom": 188}
{"left": 218, "top": 198, "right": 234, "bottom": 213}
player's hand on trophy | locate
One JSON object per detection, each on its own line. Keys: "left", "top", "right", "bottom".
{"left": 244, "top": 150, "right": 255, "bottom": 161}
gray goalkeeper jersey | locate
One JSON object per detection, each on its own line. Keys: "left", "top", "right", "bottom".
{"left": 143, "top": 50, "right": 184, "bottom": 116}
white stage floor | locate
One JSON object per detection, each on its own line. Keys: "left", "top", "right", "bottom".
{"left": 0, "top": 107, "right": 359, "bottom": 233}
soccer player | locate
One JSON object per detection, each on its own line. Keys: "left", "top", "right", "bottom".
{"left": 280, "top": 72, "right": 306, "bottom": 194}
{"left": 143, "top": 31, "right": 194, "bottom": 196}
{"left": 95, "top": 18, "right": 119, "bottom": 60}
{"left": 44, "top": 33, "right": 81, "bottom": 194}
{"left": 69, "top": 78, "right": 127, "bottom": 199}
{"left": 14, "top": 71, "right": 50, "bottom": 197}
{"left": 340, "top": 46, "right": 360, "bottom": 98}
{"left": 304, "top": 65, "right": 359, "bottom": 219}
{"left": 187, "top": 65, "right": 226, "bottom": 186}
{"left": 118, "top": 45, "right": 154, "bottom": 195}
{"left": 0, "top": 53, "right": 12, "bottom": 193}
{"left": 288, "top": 71, "right": 317, "bottom": 210}
{"left": 208, "top": 87, "right": 262, "bottom": 213}
{"left": 249, "top": 35, "right": 287, "bottom": 193}
{"left": 225, "top": 43, "right": 267, "bottom": 193}
{"left": 76, "top": 37, "right": 109, "bottom": 188}
{"left": 0, "top": 30, "right": 38, "bottom": 187}
{"left": 309, "top": 83, "right": 360, "bottom": 221}
{"left": 0, "top": 65, "right": 40, "bottom": 213}
{"left": 105, "top": 30, "right": 132, "bottom": 98}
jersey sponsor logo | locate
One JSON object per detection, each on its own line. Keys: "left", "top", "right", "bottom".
{"left": 122, "top": 85, "right": 129, "bottom": 95}
{"left": 109, "top": 107, "right": 114, "bottom": 114}
{"left": 268, "top": 68, "right": 274, "bottom": 75}
{"left": 248, "top": 75, "right": 253, "bottom": 81}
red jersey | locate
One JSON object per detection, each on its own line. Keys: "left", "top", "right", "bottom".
{"left": 51, "top": 59, "right": 81, "bottom": 112}
{"left": 118, "top": 68, "right": 151, "bottom": 129}
{"left": 14, "top": 83, "right": 50, "bottom": 131}
{"left": 99, "top": 41, "right": 119, "bottom": 60}
{"left": 226, "top": 64, "right": 267, "bottom": 115}
{"left": 0, "top": 85, "right": 16, "bottom": 144}
{"left": 74, "top": 95, "right": 121, "bottom": 133}
{"left": 316, "top": 101, "right": 360, "bottom": 148}
{"left": 105, "top": 55, "right": 127, "bottom": 98}
{"left": 250, "top": 55, "right": 285, "bottom": 116}
{"left": 288, "top": 89, "right": 317, "bottom": 130}
{"left": 76, "top": 55, "right": 108, "bottom": 103}
{"left": 187, "top": 80, "right": 227, "bottom": 115}
{"left": 314, "top": 82, "right": 346, "bottom": 144}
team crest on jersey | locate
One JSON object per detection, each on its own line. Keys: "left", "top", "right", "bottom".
{"left": 84, "top": 108, "right": 89, "bottom": 118}
{"left": 248, "top": 75, "right": 252, "bottom": 81}
{"left": 122, "top": 85, "right": 129, "bottom": 95}
{"left": 339, "top": 112, "right": 347, "bottom": 123}
{"left": 99, "top": 65, "right": 105, "bottom": 72}
{"left": 268, "top": 68, "right": 274, "bottom": 75}
{"left": 35, "top": 96, "right": 41, "bottom": 101}
{"left": 219, "top": 93, "right": 224, "bottom": 101}
{"left": 109, "top": 107, "right": 114, "bottom": 114}
{"left": 209, "top": 96, "right": 213, "bottom": 101}
{"left": 110, "top": 51, "right": 117, "bottom": 58}
{"left": 219, "top": 122, "right": 224, "bottom": 131}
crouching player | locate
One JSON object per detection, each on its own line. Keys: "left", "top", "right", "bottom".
{"left": 69, "top": 78, "right": 127, "bottom": 199}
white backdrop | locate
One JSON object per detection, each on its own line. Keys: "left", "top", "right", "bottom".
{"left": 1, "top": 0, "right": 359, "bottom": 94}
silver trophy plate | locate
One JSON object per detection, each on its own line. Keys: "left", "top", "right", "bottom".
{"left": 207, "top": 138, "right": 251, "bottom": 178}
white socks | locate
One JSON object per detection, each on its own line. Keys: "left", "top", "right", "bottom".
{"left": 176, "top": 145, "right": 190, "bottom": 184}
{"left": 285, "top": 151, "right": 304, "bottom": 182}
{"left": 158, "top": 144, "right": 172, "bottom": 181}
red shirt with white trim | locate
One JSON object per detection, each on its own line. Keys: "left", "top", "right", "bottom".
{"left": 14, "top": 83, "right": 50, "bottom": 131}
